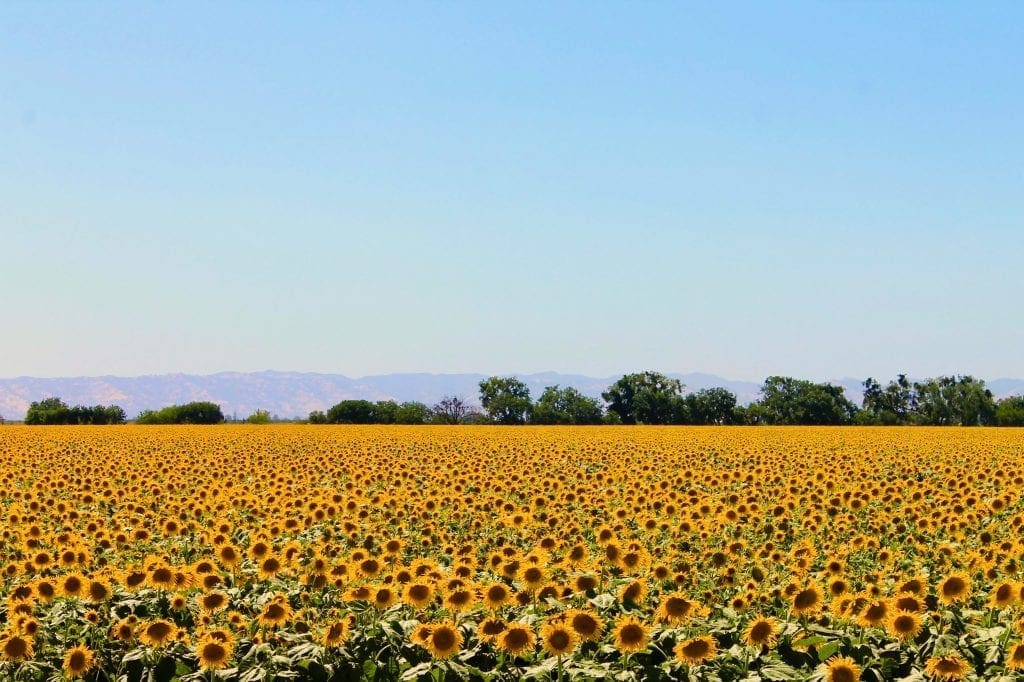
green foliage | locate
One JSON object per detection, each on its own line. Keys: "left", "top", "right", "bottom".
{"left": 912, "top": 375, "right": 996, "bottom": 426}
{"left": 861, "top": 374, "right": 913, "bottom": 424}
{"left": 246, "top": 409, "right": 272, "bottom": 424}
{"left": 758, "top": 376, "right": 858, "bottom": 425}
{"left": 394, "top": 401, "right": 430, "bottom": 425}
{"left": 682, "top": 387, "right": 738, "bottom": 425}
{"left": 370, "top": 400, "right": 399, "bottom": 424}
{"left": 326, "top": 400, "right": 377, "bottom": 424}
{"left": 136, "top": 401, "right": 224, "bottom": 424}
{"left": 478, "top": 376, "right": 532, "bottom": 425}
{"left": 995, "top": 396, "right": 1024, "bottom": 426}
{"left": 602, "top": 371, "right": 685, "bottom": 425}
{"left": 307, "top": 410, "right": 328, "bottom": 424}
{"left": 530, "top": 385, "right": 604, "bottom": 424}
{"left": 24, "top": 397, "right": 127, "bottom": 425}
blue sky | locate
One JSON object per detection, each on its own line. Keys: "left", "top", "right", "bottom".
{"left": 1, "top": 2, "right": 1021, "bottom": 381}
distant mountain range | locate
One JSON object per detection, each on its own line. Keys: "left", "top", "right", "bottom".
{"left": 0, "top": 371, "right": 1021, "bottom": 421}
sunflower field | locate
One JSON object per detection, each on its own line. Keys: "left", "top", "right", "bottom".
{"left": 1, "top": 425, "right": 1023, "bottom": 681}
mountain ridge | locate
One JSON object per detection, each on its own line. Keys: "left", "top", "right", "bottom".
{"left": 0, "top": 371, "right": 1020, "bottom": 421}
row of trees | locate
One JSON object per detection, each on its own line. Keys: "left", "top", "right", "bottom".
{"left": 136, "top": 401, "right": 225, "bottom": 424}
{"left": 23, "top": 397, "right": 127, "bottom": 425}
{"left": 469, "top": 372, "right": 1024, "bottom": 426}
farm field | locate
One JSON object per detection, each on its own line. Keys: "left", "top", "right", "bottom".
{"left": 1, "top": 426, "right": 1023, "bottom": 681}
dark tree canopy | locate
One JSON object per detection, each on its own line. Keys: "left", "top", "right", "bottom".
{"left": 478, "top": 376, "right": 532, "bottom": 425}
{"left": 137, "top": 401, "right": 224, "bottom": 425}
{"left": 25, "top": 397, "right": 127, "bottom": 425}
{"left": 996, "top": 396, "right": 1024, "bottom": 426}
{"left": 326, "top": 400, "right": 377, "bottom": 424}
{"left": 602, "top": 371, "right": 685, "bottom": 425}
{"left": 395, "top": 401, "right": 430, "bottom": 425}
{"left": 911, "top": 376, "right": 995, "bottom": 426}
{"left": 683, "top": 387, "right": 738, "bottom": 425}
{"left": 758, "top": 376, "right": 857, "bottom": 425}
{"left": 531, "top": 385, "right": 604, "bottom": 425}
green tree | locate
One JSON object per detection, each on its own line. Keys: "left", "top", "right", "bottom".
{"left": 25, "top": 398, "right": 126, "bottom": 425}
{"left": 371, "top": 400, "right": 399, "bottom": 424}
{"left": 137, "top": 402, "right": 224, "bottom": 424}
{"left": 326, "top": 400, "right": 376, "bottom": 424}
{"left": 995, "top": 396, "right": 1024, "bottom": 426}
{"left": 246, "top": 409, "right": 272, "bottom": 424}
{"left": 861, "top": 374, "right": 914, "bottom": 425}
{"left": 757, "top": 376, "right": 857, "bottom": 425}
{"left": 395, "top": 401, "right": 430, "bottom": 424}
{"left": 602, "top": 372, "right": 685, "bottom": 425}
{"left": 530, "top": 385, "right": 604, "bottom": 425}
{"left": 912, "top": 376, "right": 995, "bottom": 426}
{"left": 683, "top": 388, "right": 738, "bottom": 425}
{"left": 307, "top": 410, "right": 328, "bottom": 424}
{"left": 478, "top": 376, "right": 532, "bottom": 425}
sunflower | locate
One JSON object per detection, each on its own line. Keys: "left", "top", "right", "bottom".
{"left": 791, "top": 582, "right": 824, "bottom": 616}
{"left": 856, "top": 598, "right": 890, "bottom": 628}
{"left": 923, "top": 653, "right": 970, "bottom": 680}
{"left": 444, "top": 587, "right": 475, "bottom": 613}
{"left": 323, "top": 619, "right": 350, "bottom": 647}
{"left": 62, "top": 643, "right": 96, "bottom": 678}
{"left": 496, "top": 623, "right": 536, "bottom": 656}
{"left": 887, "top": 610, "right": 922, "bottom": 641}
{"left": 372, "top": 586, "right": 398, "bottom": 610}
{"left": 540, "top": 621, "right": 578, "bottom": 657}
{"left": 988, "top": 580, "right": 1019, "bottom": 608}
{"left": 476, "top": 617, "right": 506, "bottom": 643}
{"left": 674, "top": 636, "right": 716, "bottom": 665}
{"left": 656, "top": 592, "right": 697, "bottom": 625}
{"left": 199, "top": 590, "right": 229, "bottom": 612}
{"left": 258, "top": 597, "right": 293, "bottom": 628}
{"left": 110, "top": 618, "right": 135, "bottom": 642}
{"left": 893, "top": 592, "right": 925, "bottom": 614}
{"left": 1006, "top": 642, "right": 1024, "bottom": 670}
{"left": 825, "top": 655, "right": 861, "bottom": 682}
{"left": 87, "top": 578, "right": 112, "bottom": 603}
{"left": 0, "top": 632, "right": 33, "bottom": 662}
{"left": 612, "top": 615, "right": 650, "bottom": 654}
{"left": 403, "top": 582, "right": 434, "bottom": 609}
{"left": 743, "top": 616, "right": 778, "bottom": 648}
{"left": 618, "top": 579, "right": 646, "bottom": 605}
{"left": 423, "top": 621, "right": 463, "bottom": 659}
{"left": 60, "top": 572, "right": 87, "bottom": 599}
{"left": 937, "top": 573, "right": 971, "bottom": 605}
{"left": 139, "top": 619, "right": 178, "bottom": 648}
{"left": 217, "top": 544, "right": 242, "bottom": 568}
{"left": 196, "top": 634, "right": 234, "bottom": 670}
{"left": 482, "top": 582, "right": 512, "bottom": 610}
{"left": 520, "top": 565, "right": 546, "bottom": 591}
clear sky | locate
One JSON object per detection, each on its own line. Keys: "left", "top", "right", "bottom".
{"left": 1, "top": 2, "right": 1022, "bottom": 381}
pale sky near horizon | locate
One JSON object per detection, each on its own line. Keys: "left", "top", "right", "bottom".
{"left": 1, "top": 2, "right": 1022, "bottom": 382}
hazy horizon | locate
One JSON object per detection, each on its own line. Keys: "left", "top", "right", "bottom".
{"left": 3, "top": 3, "right": 1021, "bottom": 380}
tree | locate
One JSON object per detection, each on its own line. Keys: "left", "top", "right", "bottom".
{"left": 531, "top": 385, "right": 604, "bottom": 425}
{"left": 430, "top": 396, "right": 473, "bottom": 425}
{"left": 308, "top": 410, "right": 328, "bottom": 424}
{"left": 137, "top": 401, "right": 224, "bottom": 424}
{"left": 757, "top": 376, "right": 857, "bottom": 425}
{"left": 912, "top": 376, "right": 995, "bottom": 426}
{"left": 395, "top": 401, "right": 430, "bottom": 425}
{"left": 25, "top": 397, "right": 127, "bottom": 425}
{"left": 861, "top": 375, "right": 914, "bottom": 425}
{"left": 995, "top": 396, "right": 1024, "bottom": 426}
{"left": 683, "top": 388, "right": 738, "bottom": 425}
{"left": 602, "top": 372, "right": 685, "bottom": 425}
{"left": 478, "top": 376, "right": 532, "bottom": 425}
{"left": 326, "top": 400, "right": 376, "bottom": 424}
{"left": 246, "top": 409, "right": 272, "bottom": 424}
{"left": 371, "top": 400, "right": 399, "bottom": 424}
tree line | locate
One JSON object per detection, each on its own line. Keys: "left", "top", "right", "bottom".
{"left": 23, "top": 397, "right": 127, "bottom": 425}
{"left": 14, "top": 373, "right": 1024, "bottom": 426}
{"left": 312, "top": 372, "right": 1024, "bottom": 426}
